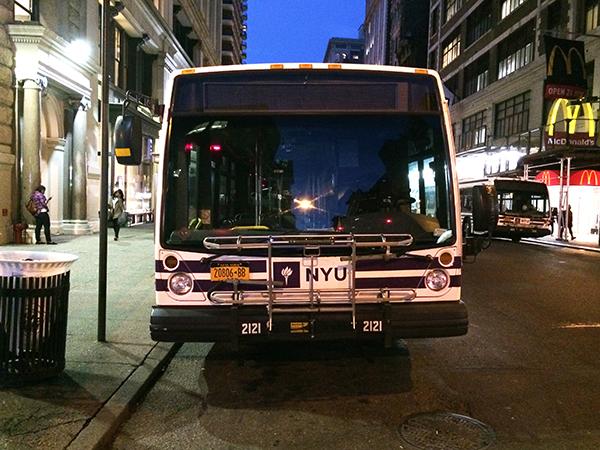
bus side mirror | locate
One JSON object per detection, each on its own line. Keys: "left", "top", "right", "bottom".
{"left": 472, "top": 185, "right": 498, "bottom": 234}
{"left": 114, "top": 114, "right": 143, "bottom": 165}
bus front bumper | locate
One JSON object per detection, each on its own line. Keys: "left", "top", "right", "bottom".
{"left": 150, "top": 301, "right": 468, "bottom": 343}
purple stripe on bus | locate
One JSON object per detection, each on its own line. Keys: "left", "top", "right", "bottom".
{"left": 156, "top": 276, "right": 461, "bottom": 292}
{"left": 156, "top": 257, "right": 461, "bottom": 273}
{"left": 356, "top": 257, "right": 462, "bottom": 271}
{"left": 155, "top": 259, "right": 267, "bottom": 273}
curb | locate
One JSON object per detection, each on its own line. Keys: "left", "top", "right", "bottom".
{"left": 66, "top": 342, "right": 182, "bottom": 450}
{"left": 520, "top": 237, "right": 600, "bottom": 253}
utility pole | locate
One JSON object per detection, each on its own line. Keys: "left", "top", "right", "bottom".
{"left": 98, "top": 0, "right": 110, "bottom": 342}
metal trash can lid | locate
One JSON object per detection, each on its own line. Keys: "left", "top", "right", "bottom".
{"left": 0, "top": 251, "right": 78, "bottom": 277}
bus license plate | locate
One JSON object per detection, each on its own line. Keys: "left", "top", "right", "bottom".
{"left": 210, "top": 263, "right": 250, "bottom": 281}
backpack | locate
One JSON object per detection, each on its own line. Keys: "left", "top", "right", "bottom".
{"left": 26, "top": 199, "right": 37, "bottom": 216}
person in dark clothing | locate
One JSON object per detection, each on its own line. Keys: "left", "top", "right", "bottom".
{"left": 567, "top": 205, "right": 575, "bottom": 241}
{"left": 550, "top": 207, "right": 558, "bottom": 235}
{"left": 108, "top": 189, "right": 125, "bottom": 241}
{"left": 30, "top": 185, "right": 57, "bottom": 245}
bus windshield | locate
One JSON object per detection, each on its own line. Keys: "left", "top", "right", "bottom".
{"left": 495, "top": 180, "right": 550, "bottom": 216}
{"left": 162, "top": 71, "right": 454, "bottom": 252}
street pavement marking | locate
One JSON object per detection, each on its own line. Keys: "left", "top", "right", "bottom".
{"left": 557, "top": 323, "right": 600, "bottom": 329}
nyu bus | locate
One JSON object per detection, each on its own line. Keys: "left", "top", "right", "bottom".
{"left": 116, "top": 64, "right": 494, "bottom": 345}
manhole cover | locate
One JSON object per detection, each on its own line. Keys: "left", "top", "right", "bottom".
{"left": 398, "top": 412, "right": 495, "bottom": 450}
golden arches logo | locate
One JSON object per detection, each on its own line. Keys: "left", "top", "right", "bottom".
{"left": 546, "top": 98, "right": 595, "bottom": 137}
{"left": 578, "top": 170, "right": 599, "bottom": 186}
{"left": 538, "top": 170, "right": 555, "bottom": 184}
{"left": 547, "top": 46, "right": 586, "bottom": 78}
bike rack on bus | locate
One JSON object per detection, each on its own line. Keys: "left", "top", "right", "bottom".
{"left": 203, "top": 233, "right": 414, "bottom": 331}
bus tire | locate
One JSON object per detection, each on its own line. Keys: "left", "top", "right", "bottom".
{"left": 511, "top": 237, "right": 521, "bottom": 243}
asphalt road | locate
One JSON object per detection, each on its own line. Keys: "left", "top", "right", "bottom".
{"left": 111, "top": 241, "right": 600, "bottom": 450}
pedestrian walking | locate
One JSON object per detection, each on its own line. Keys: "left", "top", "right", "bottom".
{"left": 29, "top": 185, "right": 57, "bottom": 245}
{"left": 109, "top": 189, "right": 126, "bottom": 241}
{"left": 567, "top": 205, "right": 575, "bottom": 241}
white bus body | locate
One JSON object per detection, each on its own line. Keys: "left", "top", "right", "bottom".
{"left": 151, "top": 63, "right": 467, "bottom": 344}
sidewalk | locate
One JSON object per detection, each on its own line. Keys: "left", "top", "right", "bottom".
{"left": 522, "top": 234, "right": 600, "bottom": 253}
{"left": 0, "top": 225, "right": 178, "bottom": 449}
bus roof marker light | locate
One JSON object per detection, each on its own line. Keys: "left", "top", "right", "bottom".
{"left": 299, "top": 64, "right": 313, "bottom": 69}
{"left": 270, "top": 64, "right": 284, "bottom": 69}
{"left": 328, "top": 64, "right": 342, "bottom": 69}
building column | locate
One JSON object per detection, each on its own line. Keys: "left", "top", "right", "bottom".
{"left": 62, "top": 100, "right": 92, "bottom": 234}
{"left": 20, "top": 78, "right": 43, "bottom": 224}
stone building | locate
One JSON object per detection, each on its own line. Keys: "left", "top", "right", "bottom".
{"left": 3, "top": 0, "right": 246, "bottom": 244}
{"left": 0, "top": 0, "right": 14, "bottom": 244}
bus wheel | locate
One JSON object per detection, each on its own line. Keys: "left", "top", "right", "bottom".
{"left": 481, "top": 238, "right": 491, "bottom": 250}
{"left": 511, "top": 237, "right": 521, "bottom": 243}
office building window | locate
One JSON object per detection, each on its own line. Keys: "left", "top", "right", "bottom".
{"left": 462, "top": 111, "right": 487, "bottom": 150}
{"left": 498, "top": 43, "right": 533, "bottom": 79}
{"left": 431, "top": 7, "right": 439, "bottom": 37}
{"left": 501, "top": 0, "right": 526, "bottom": 19}
{"left": 445, "top": 0, "right": 463, "bottom": 22}
{"left": 442, "top": 34, "right": 461, "bottom": 68}
{"left": 494, "top": 91, "right": 530, "bottom": 138}
{"left": 497, "top": 23, "right": 534, "bottom": 79}
{"left": 586, "top": 0, "right": 600, "bottom": 31}
{"left": 464, "top": 55, "right": 489, "bottom": 97}
{"left": 113, "top": 27, "right": 124, "bottom": 89}
{"left": 429, "top": 49, "right": 438, "bottom": 70}
{"left": 466, "top": 1, "right": 492, "bottom": 47}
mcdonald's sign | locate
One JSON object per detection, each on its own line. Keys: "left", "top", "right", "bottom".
{"left": 535, "top": 170, "right": 560, "bottom": 186}
{"left": 544, "top": 36, "right": 587, "bottom": 100}
{"left": 545, "top": 98, "right": 598, "bottom": 148}
{"left": 570, "top": 170, "right": 600, "bottom": 186}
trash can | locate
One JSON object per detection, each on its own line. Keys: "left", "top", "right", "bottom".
{"left": 0, "top": 251, "right": 78, "bottom": 386}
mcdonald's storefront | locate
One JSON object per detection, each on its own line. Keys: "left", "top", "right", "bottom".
{"left": 521, "top": 93, "right": 600, "bottom": 245}
{"left": 534, "top": 169, "right": 600, "bottom": 243}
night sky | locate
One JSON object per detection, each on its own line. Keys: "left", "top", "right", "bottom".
{"left": 246, "top": 0, "right": 365, "bottom": 64}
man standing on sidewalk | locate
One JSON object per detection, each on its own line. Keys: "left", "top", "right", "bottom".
{"left": 30, "top": 185, "right": 57, "bottom": 245}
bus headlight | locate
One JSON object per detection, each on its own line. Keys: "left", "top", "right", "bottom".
{"left": 425, "top": 269, "right": 450, "bottom": 291}
{"left": 168, "top": 273, "right": 193, "bottom": 295}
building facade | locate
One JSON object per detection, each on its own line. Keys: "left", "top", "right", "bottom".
{"left": 3, "top": 0, "right": 246, "bottom": 244}
{"left": 364, "top": 0, "right": 388, "bottom": 65}
{"left": 364, "top": 0, "right": 431, "bottom": 67}
{"left": 428, "top": 0, "right": 600, "bottom": 244}
{"left": 387, "top": 0, "right": 430, "bottom": 68}
{"left": 323, "top": 37, "right": 365, "bottom": 64}
{"left": 0, "top": 0, "right": 15, "bottom": 244}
